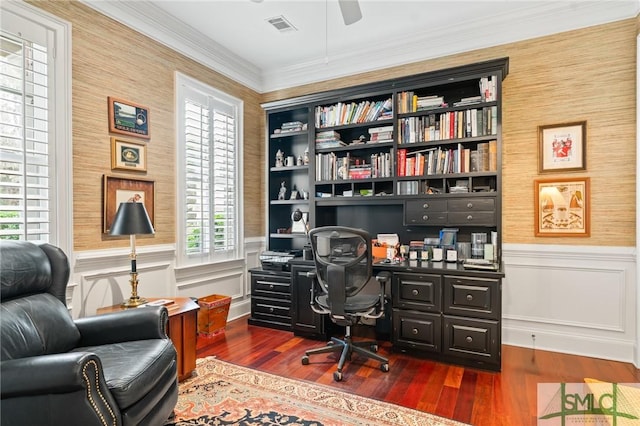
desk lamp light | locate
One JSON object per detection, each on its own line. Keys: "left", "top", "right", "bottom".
{"left": 109, "top": 201, "right": 155, "bottom": 308}
{"left": 292, "top": 208, "right": 314, "bottom": 260}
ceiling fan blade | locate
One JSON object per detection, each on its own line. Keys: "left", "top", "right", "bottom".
{"left": 338, "top": 0, "right": 362, "bottom": 25}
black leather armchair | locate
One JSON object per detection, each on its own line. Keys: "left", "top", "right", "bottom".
{"left": 0, "top": 240, "right": 179, "bottom": 426}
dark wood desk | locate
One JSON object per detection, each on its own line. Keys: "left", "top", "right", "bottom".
{"left": 97, "top": 297, "right": 200, "bottom": 381}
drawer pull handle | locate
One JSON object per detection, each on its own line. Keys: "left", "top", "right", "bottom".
{"left": 423, "top": 203, "right": 429, "bottom": 209}
{"left": 423, "top": 215, "right": 429, "bottom": 220}
{"left": 412, "top": 328, "right": 419, "bottom": 335}
{"left": 412, "top": 289, "right": 419, "bottom": 296}
{"left": 467, "top": 215, "right": 473, "bottom": 220}
{"left": 269, "top": 284, "right": 274, "bottom": 289}
{"left": 269, "top": 307, "right": 274, "bottom": 313}
{"left": 466, "top": 294, "right": 473, "bottom": 301}
{"left": 467, "top": 202, "right": 473, "bottom": 208}
{"left": 466, "top": 336, "right": 473, "bottom": 343}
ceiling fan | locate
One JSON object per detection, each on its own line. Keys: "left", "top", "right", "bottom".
{"left": 250, "top": 0, "right": 362, "bottom": 26}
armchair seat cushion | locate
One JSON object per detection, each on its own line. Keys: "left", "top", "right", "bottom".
{"left": 73, "top": 339, "right": 176, "bottom": 409}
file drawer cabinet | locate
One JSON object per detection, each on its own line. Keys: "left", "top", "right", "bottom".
{"left": 248, "top": 269, "right": 292, "bottom": 331}
{"left": 390, "top": 270, "right": 502, "bottom": 371}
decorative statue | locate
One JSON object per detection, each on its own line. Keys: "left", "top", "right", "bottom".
{"left": 278, "top": 181, "right": 287, "bottom": 200}
{"left": 275, "top": 149, "right": 284, "bottom": 167}
{"left": 296, "top": 155, "right": 303, "bottom": 166}
{"left": 303, "top": 148, "right": 310, "bottom": 165}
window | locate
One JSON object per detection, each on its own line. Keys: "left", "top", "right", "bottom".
{"left": 0, "top": 3, "right": 71, "bottom": 252}
{"left": 176, "top": 72, "right": 243, "bottom": 265}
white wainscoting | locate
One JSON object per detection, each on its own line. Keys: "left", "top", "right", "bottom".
{"left": 71, "top": 238, "right": 265, "bottom": 320}
{"left": 502, "top": 243, "right": 637, "bottom": 364}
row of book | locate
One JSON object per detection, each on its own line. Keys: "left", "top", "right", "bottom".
{"left": 395, "top": 75, "right": 498, "bottom": 115}
{"left": 315, "top": 151, "right": 394, "bottom": 181}
{"left": 397, "top": 141, "right": 497, "bottom": 176}
{"left": 315, "top": 98, "right": 393, "bottom": 128}
{"left": 397, "top": 92, "right": 447, "bottom": 114}
{"left": 398, "top": 106, "right": 497, "bottom": 144}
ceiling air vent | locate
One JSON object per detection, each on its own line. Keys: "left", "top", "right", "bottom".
{"left": 266, "top": 15, "right": 297, "bottom": 33}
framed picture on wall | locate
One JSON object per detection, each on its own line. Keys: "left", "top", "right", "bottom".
{"left": 103, "top": 175, "right": 155, "bottom": 233}
{"left": 111, "top": 137, "right": 147, "bottom": 172}
{"left": 534, "top": 177, "right": 590, "bottom": 237}
{"left": 108, "top": 96, "right": 150, "bottom": 139}
{"left": 538, "top": 121, "right": 586, "bottom": 173}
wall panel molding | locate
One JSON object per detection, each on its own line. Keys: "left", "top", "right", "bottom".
{"left": 502, "top": 243, "right": 637, "bottom": 363}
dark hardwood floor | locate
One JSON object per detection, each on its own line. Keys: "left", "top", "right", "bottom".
{"left": 196, "top": 316, "right": 640, "bottom": 426}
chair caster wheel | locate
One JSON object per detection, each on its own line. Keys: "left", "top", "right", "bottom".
{"left": 301, "top": 356, "right": 309, "bottom": 365}
{"left": 333, "top": 371, "right": 343, "bottom": 382}
{"left": 370, "top": 344, "right": 378, "bottom": 352}
{"left": 381, "top": 363, "right": 389, "bottom": 373}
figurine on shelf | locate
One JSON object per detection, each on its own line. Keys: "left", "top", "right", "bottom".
{"left": 303, "top": 148, "right": 310, "bottom": 165}
{"left": 296, "top": 155, "right": 303, "bottom": 166}
{"left": 275, "top": 149, "right": 284, "bottom": 168}
{"left": 278, "top": 181, "right": 287, "bottom": 200}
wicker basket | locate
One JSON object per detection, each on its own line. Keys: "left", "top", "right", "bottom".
{"left": 197, "top": 294, "right": 231, "bottom": 336}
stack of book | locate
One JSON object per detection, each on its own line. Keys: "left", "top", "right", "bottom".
{"left": 368, "top": 126, "right": 393, "bottom": 143}
{"left": 279, "top": 121, "right": 304, "bottom": 133}
{"left": 315, "top": 130, "right": 345, "bottom": 149}
{"left": 415, "top": 95, "right": 446, "bottom": 111}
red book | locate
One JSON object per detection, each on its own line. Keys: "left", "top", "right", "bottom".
{"left": 397, "top": 149, "right": 406, "bottom": 177}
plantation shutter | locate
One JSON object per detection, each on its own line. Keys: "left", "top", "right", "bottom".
{"left": 0, "top": 30, "right": 51, "bottom": 241}
{"left": 183, "top": 95, "right": 236, "bottom": 256}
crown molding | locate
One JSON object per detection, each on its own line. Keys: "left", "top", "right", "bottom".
{"left": 261, "top": 2, "right": 639, "bottom": 92}
{"left": 80, "top": 0, "right": 263, "bottom": 92}
{"left": 81, "top": 0, "right": 638, "bottom": 93}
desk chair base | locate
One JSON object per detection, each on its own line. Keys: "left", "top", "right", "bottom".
{"left": 301, "top": 325, "right": 389, "bottom": 382}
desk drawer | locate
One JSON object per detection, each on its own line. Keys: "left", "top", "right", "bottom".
{"left": 251, "top": 296, "right": 291, "bottom": 322}
{"left": 448, "top": 198, "right": 495, "bottom": 211}
{"left": 392, "top": 309, "right": 441, "bottom": 353}
{"left": 252, "top": 278, "right": 291, "bottom": 299}
{"left": 443, "top": 315, "right": 499, "bottom": 364}
{"left": 392, "top": 273, "right": 441, "bottom": 312}
{"left": 405, "top": 199, "right": 447, "bottom": 225}
{"left": 447, "top": 211, "right": 495, "bottom": 226}
{"left": 443, "top": 275, "right": 499, "bottom": 320}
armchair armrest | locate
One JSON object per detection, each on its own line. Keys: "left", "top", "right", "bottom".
{"left": 75, "top": 305, "right": 168, "bottom": 346}
{"left": 1, "top": 352, "right": 106, "bottom": 397}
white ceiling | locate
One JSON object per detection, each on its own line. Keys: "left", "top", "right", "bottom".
{"left": 84, "top": 0, "right": 639, "bottom": 93}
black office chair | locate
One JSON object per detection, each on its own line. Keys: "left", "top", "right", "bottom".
{"left": 301, "top": 226, "right": 390, "bottom": 381}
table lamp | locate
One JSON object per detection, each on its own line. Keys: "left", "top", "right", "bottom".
{"left": 109, "top": 201, "right": 155, "bottom": 308}
{"left": 291, "top": 208, "right": 313, "bottom": 260}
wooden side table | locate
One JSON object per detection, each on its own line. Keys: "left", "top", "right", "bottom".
{"left": 97, "top": 297, "right": 200, "bottom": 381}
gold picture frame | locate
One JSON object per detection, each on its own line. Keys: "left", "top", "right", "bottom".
{"left": 538, "top": 121, "right": 586, "bottom": 173}
{"left": 103, "top": 175, "right": 155, "bottom": 233}
{"left": 108, "top": 96, "right": 150, "bottom": 139}
{"left": 535, "top": 177, "right": 589, "bottom": 237}
{"left": 111, "top": 137, "right": 147, "bottom": 172}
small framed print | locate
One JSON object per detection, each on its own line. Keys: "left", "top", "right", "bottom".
{"left": 111, "top": 137, "right": 147, "bottom": 172}
{"left": 535, "top": 177, "right": 589, "bottom": 237}
{"left": 538, "top": 121, "right": 586, "bottom": 173}
{"left": 103, "top": 175, "right": 155, "bottom": 233}
{"left": 108, "top": 96, "right": 150, "bottom": 139}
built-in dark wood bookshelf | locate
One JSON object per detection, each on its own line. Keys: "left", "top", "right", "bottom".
{"left": 257, "top": 58, "right": 509, "bottom": 371}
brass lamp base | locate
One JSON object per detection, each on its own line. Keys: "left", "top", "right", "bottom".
{"left": 122, "top": 296, "right": 148, "bottom": 308}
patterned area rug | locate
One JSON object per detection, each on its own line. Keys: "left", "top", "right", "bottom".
{"left": 165, "top": 357, "right": 467, "bottom": 426}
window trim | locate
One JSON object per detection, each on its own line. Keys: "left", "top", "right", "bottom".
{"left": 1, "top": 1, "right": 73, "bottom": 255}
{"left": 175, "top": 71, "right": 244, "bottom": 266}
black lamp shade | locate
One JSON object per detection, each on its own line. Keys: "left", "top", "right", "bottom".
{"left": 109, "top": 202, "right": 155, "bottom": 236}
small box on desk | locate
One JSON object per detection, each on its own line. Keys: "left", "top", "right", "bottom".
{"left": 197, "top": 294, "right": 231, "bottom": 336}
